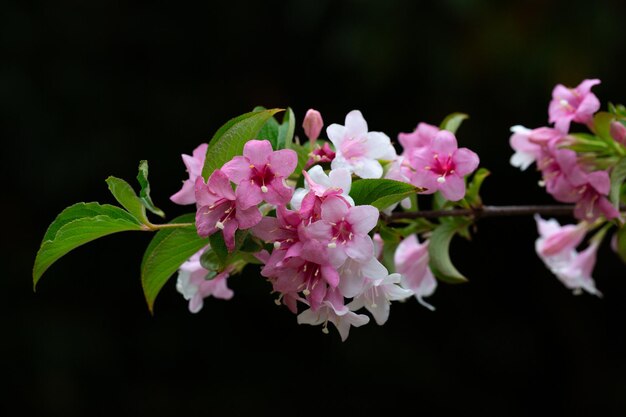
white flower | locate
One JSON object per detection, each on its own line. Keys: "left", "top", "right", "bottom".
{"left": 348, "top": 273, "right": 413, "bottom": 325}
{"left": 327, "top": 110, "right": 396, "bottom": 179}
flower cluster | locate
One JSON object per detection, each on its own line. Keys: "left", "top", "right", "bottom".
{"left": 171, "top": 109, "right": 480, "bottom": 340}
{"left": 510, "top": 79, "right": 626, "bottom": 295}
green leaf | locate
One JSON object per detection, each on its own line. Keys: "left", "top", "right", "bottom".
{"left": 290, "top": 143, "right": 311, "bottom": 185}
{"left": 105, "top": 176, "right": 148, "bottom": 223}
{"left": 199, "top": 248, "right": 221, "bottom": 276}
{"left": 350, "top": 179, "right": 422, "bottom": 210}
{"left": 137, "top": 160, "right": 165, "bottom": 218}
{"left": 593, "top": 111, "right": 614, "bottom": 140}
{"left": 440, "top": 113, "right": 469, "bottom": 134}
{"left": 208, "top": 233, "right": 229, "bottom": 266}
{"left": 202, "top": 108, "right": 284, "bottom": 179}
{"left": 34, "top": 203, "right": 143, "bottom": 288}
{"left": 465, "top": 168, "right": 491, "bottom": 207}
{"left": 428, "top": 222, "right": 469, "bottom": 284}
{"left": 141, "top": 214, "right": 207, "bottom": 312}
{"left": 610, "top": 158, "right": 626, "bottom": 208}
{"left": 616, "top": 227, "right": 626, "bottom": 264}
{"left": 277, "top": 107, "right": 296, "bottom": 149}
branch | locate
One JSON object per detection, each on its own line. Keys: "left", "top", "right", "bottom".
{"left": 385, "top": 204, "right": 625, "bottom": 221}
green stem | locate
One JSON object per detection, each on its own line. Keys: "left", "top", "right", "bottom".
{"left": 142, "top": 222, "right": 194, "bottom": 231}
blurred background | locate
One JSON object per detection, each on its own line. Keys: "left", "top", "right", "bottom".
{"left": 3, "top": 0, "right": 626, "bottom": 415}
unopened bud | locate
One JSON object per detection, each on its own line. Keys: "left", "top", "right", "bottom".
{"left": 303, "top": 109, "right": 323, "bottom": 144}
{"left": 610, "top": 121, "right": 626, "bottom": 145}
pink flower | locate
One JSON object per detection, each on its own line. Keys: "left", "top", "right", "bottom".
{"left": 195, "top": 170, "right": 262, "bottom": 251}
{"left": 252, "top": 205, "right": 302, "bottom": 251}
{"left": 535, "top": 216, "right": 601, "bottom": 296}
{"left": 409, "top": 130, "right": 480, "bottom": 201}
{"left": 303, "top": 109, "right": 323, "bottom": 143}
{"left": 548, "top": 79, "right": 601, "bottom": 133}
{"left": 305, "top": 142, "right": 336, "bottom": 168}
{"left": 610, "top": 121, "right": 626, "bottom": 145}
{"left": 297, "top": 287, "right": 370, "bottom": 341}
{"left": 170, "top": 143, "right": 208, "bottom": 205}
{"left": 328, "top": 110, "right": 396, "bottom": 178}
{"left": 398, "top": 122, "right": 439, "bottom": 156}
{"left": 394, "top": 234, "right": 437, "bottom": 310}
{"left": 509, "top": 125, "right": 563, "bottom": 171}
{"left": 308, "top": 196, "right": 379, "bottom": 267}
{"left": 535, "top": 217, "right": 588, "bottom": 257}
{"left": 176, "top": 248, "right": 233, "bottom": 313}
{"left": 221, "top": 140, "right": 297, "bottom": 209}
{"left": 291, "top": 166, "right": 354, "bottom": 220}
{"left": 348, "top": 273, "right": 413, "bottom": 325}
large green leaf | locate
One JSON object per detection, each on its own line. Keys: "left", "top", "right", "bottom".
{"left": 440, "top": 113, "right": 469, "bottom": 134}
{"left": 141, "top": 214, "right": 207, "bottom": 312}
{"left": 428, "top": 222, "right": 468, "bottom": 284}
{"left": 255, "top": 106, "right": 281, "bottom": 150}
{"left": 610, "top": 158, "right": 626, "bottom": 208}
{"left": 137, "top": 160, "right": 165, "bottom": 218}
{"left": 33, "top": 203, "right": 143, "bottom": 288}
{"left": 350, "top": 179, "right": 422, "bottom": 210}
{"left": 106, "top": 176, "right": 148, "bottom": 224}
{"left": 202, "top": 108, "right": 283, "bottom": 179}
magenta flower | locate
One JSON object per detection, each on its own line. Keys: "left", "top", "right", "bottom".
{"left": 398, "top": 122, "right": 439, "bottom": 155}
{"left": 548, "top": 79, "right": 601, "bottom": 133}
{"left": 409, "top": 130, "right": 479, "bottom": 201}
{"left": 394, "top": 234, "right": 437, "bottom": 310}
{"left": 252, "top": 205, "right": 303, "bottom": 251}
{"left": 308, "top": 196, "right": 379, "bottom": 266}
{"left": 176, "top": 248, "right": 234, "bottom": 313}
{"left": 195, "top": 170, "right": 262, "bottom": 251}
{"left": 221, "top": 140, "right": 297, "bottom": 209}
{"left": 303, "top": 109, "right": 324, "bottom": 144}
{"left": 305, "top": 142, "right": 336, "bottom": 168}
{"left": 170, "top": 143, "right": 208, "bottom": 205}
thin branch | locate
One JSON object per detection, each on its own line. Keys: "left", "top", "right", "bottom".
{"left": 385, "top": 205, "right": 625, "bottom": 221}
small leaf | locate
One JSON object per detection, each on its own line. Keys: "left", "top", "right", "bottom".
{"left": 208, "top": 233, "right": 229, "bottom": 266}
{"left": 593, "top": 111, "right": 614, "bottom": 140}
{"left": 290, "top": 143, "right": 312, "bottom": 186}
{"left": 277, "top": 107, "right": 296, "bottom": 149}
{"left": 350, "top": 179, "right": 422, "bottom": 210}
{"left": 34, "top": 203, "right": 143, "bottom": 288}
{"left": 465, "top": 168, "right": 491, "bottom": 207}
{"left": 137, "top": 160, "right": 165, "bottom": 218}
{"left": 440, "top": 113, "right": 469, "bottom": 134}
{"left": 428, "top": 222, "right": 468, "bottom": 284}
{"left": 141, "top": 214, "right": 207, "bottom": 312}
{"left": 202, "top": 108, "right": 284, "bottom": 179}
{"left": 610, "top": 158, "right": 626, "bottom": 208}
{"left": 616, "top": 227, "right": 626, "bottom": 264}
{"left": 200, "top": 248, "right": 221, "bottom": 273}
{"left": 106, "top": 176, "right": 148, "bottom": 223}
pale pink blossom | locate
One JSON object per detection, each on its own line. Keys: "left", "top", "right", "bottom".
{"left": 297, "top": 288, "right": 370, "bottom": 341}
{"left": 252, "top": 205, "right": 302, "bottom": 251}
{"left": 328, "top": 110, "right": 396, "bottom": 178}
{"left": 348, "top": 273, "right": 413, "bottom": 325}
{"left": 337, "top": 257, "right": 388, "bottom": 299}
{"left": 549, "top": 79, "right": 601, "bottom": 133}
{"left": 290, "top": 165, "right": 354, "bottom": 216}
{"left": 610, "top": 121, "right": 626, "bottom": 145}
{"left": 176, "top": 248, "right": 233, "bottom": 313}
{"left": 535, "top": 215, "right": 601, "bottom": 296}
{"left": 171, "top": 143, "right": 208, "bottom": 205}
{"left": 535, "top": 219, "right": 588, "bottom": 257}
{"left": 398, "top": 122, "right": 439, "bottom": 155}
{"left": 408, "top": 130, "right": 479, "bottom": 201}
{"left": 303, "top": 109, "right": 324, "bottom": 143}
{"left": 221, "top": 140, "right": 297, "bottom": 209}
{"left": 195, "top": 170, "right": 262, "bottom": 251}
{"left": 394, "top": 234, "right": 437, "bottom": 310}
{"left": 509, "top": 125, "right": 563, "bottom": 171}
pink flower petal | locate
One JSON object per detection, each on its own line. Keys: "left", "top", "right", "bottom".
{"left": 438, "top": 174, "right": 466, "bottom": 201}
{"left": 453, "top": 148, "right": 480, "bottom": 175}
{"left": 346, "top": 205, "right": 379, "bottom": 234}
{"left": 344, "top": 110, "right": 368, "bottom": 137}
{"left": 208, "top": 169, "right": 236, "bottom": 200}
{"left": 431, "top": 131, "right": 458, "bottom": 156}
{"left": 235, "top": 205, "right": 262, "bottom": 230}
{"left": 235, "top": 179, "right": 263, "bottom": 209}
{"left": 268, "top": 149, "right": 298, "bottom": 177}
{"left": 222, "top": 156, "right": 252, "bottom": 184}
{"left": 243, "top": 140, "right": 273, "bottom": 167}
{"left": 321, "top": 196, "right": 350, "bottom": 224}
{"left": 170, "top": 179, "right": 196, "bottom": 205}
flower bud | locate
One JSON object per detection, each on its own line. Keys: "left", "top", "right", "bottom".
{"left": 610, "top": 121, "right": 626, "bottom": 145}
{"left": 303, "top": 109, "right": 323, "bottom": 144}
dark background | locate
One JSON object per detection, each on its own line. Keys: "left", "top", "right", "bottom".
{"left": 3, "top": 0, "right": 626, "bottom": 415}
